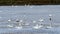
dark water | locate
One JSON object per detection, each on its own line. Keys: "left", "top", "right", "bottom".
{"left": 0, "top": 5, "right": 60, "bottom": 34}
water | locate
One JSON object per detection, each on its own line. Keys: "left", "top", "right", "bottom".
{"left": 0, "top": 5, "right": 60, "bottom": 34}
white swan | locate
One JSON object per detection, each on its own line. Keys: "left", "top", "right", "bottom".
{"left": 39, "top": 18, "right": 44, "bottom": 22}
{"left": 45, "top": 26, "right": 52, "bottom": 29}
{"left": 15, "top": 26, "right": 22, "bottom": 29}
{"left": 33, "top": 24, "right": 43, "bottom": 29}
{"left": 7, "top": 25, "right": 13, "bottom": 28}
{"left": 8, "top": 19, "right": 11, "bottom": 22}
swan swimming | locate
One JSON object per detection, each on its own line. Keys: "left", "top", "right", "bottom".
{"left": 33, "top": 24, "right": 43, "bottom": 29}
{"left": 7, "top": 25, "right": 13, "bottom": 28}
{"left": 8, "top": 19, "right": 11, "bottom": 22}
{"left": 44, "top": 26, "right": 52, "bottom": 29}
{"left": 39, "top": 18, "right": 44, "bottom": 22}
{"left": 15, "top": 26, "right": 22, "bottom": 29}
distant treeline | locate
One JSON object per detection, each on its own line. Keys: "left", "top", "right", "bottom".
{"left": 0, "top": 0, "right": 60, "bottom": 5}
